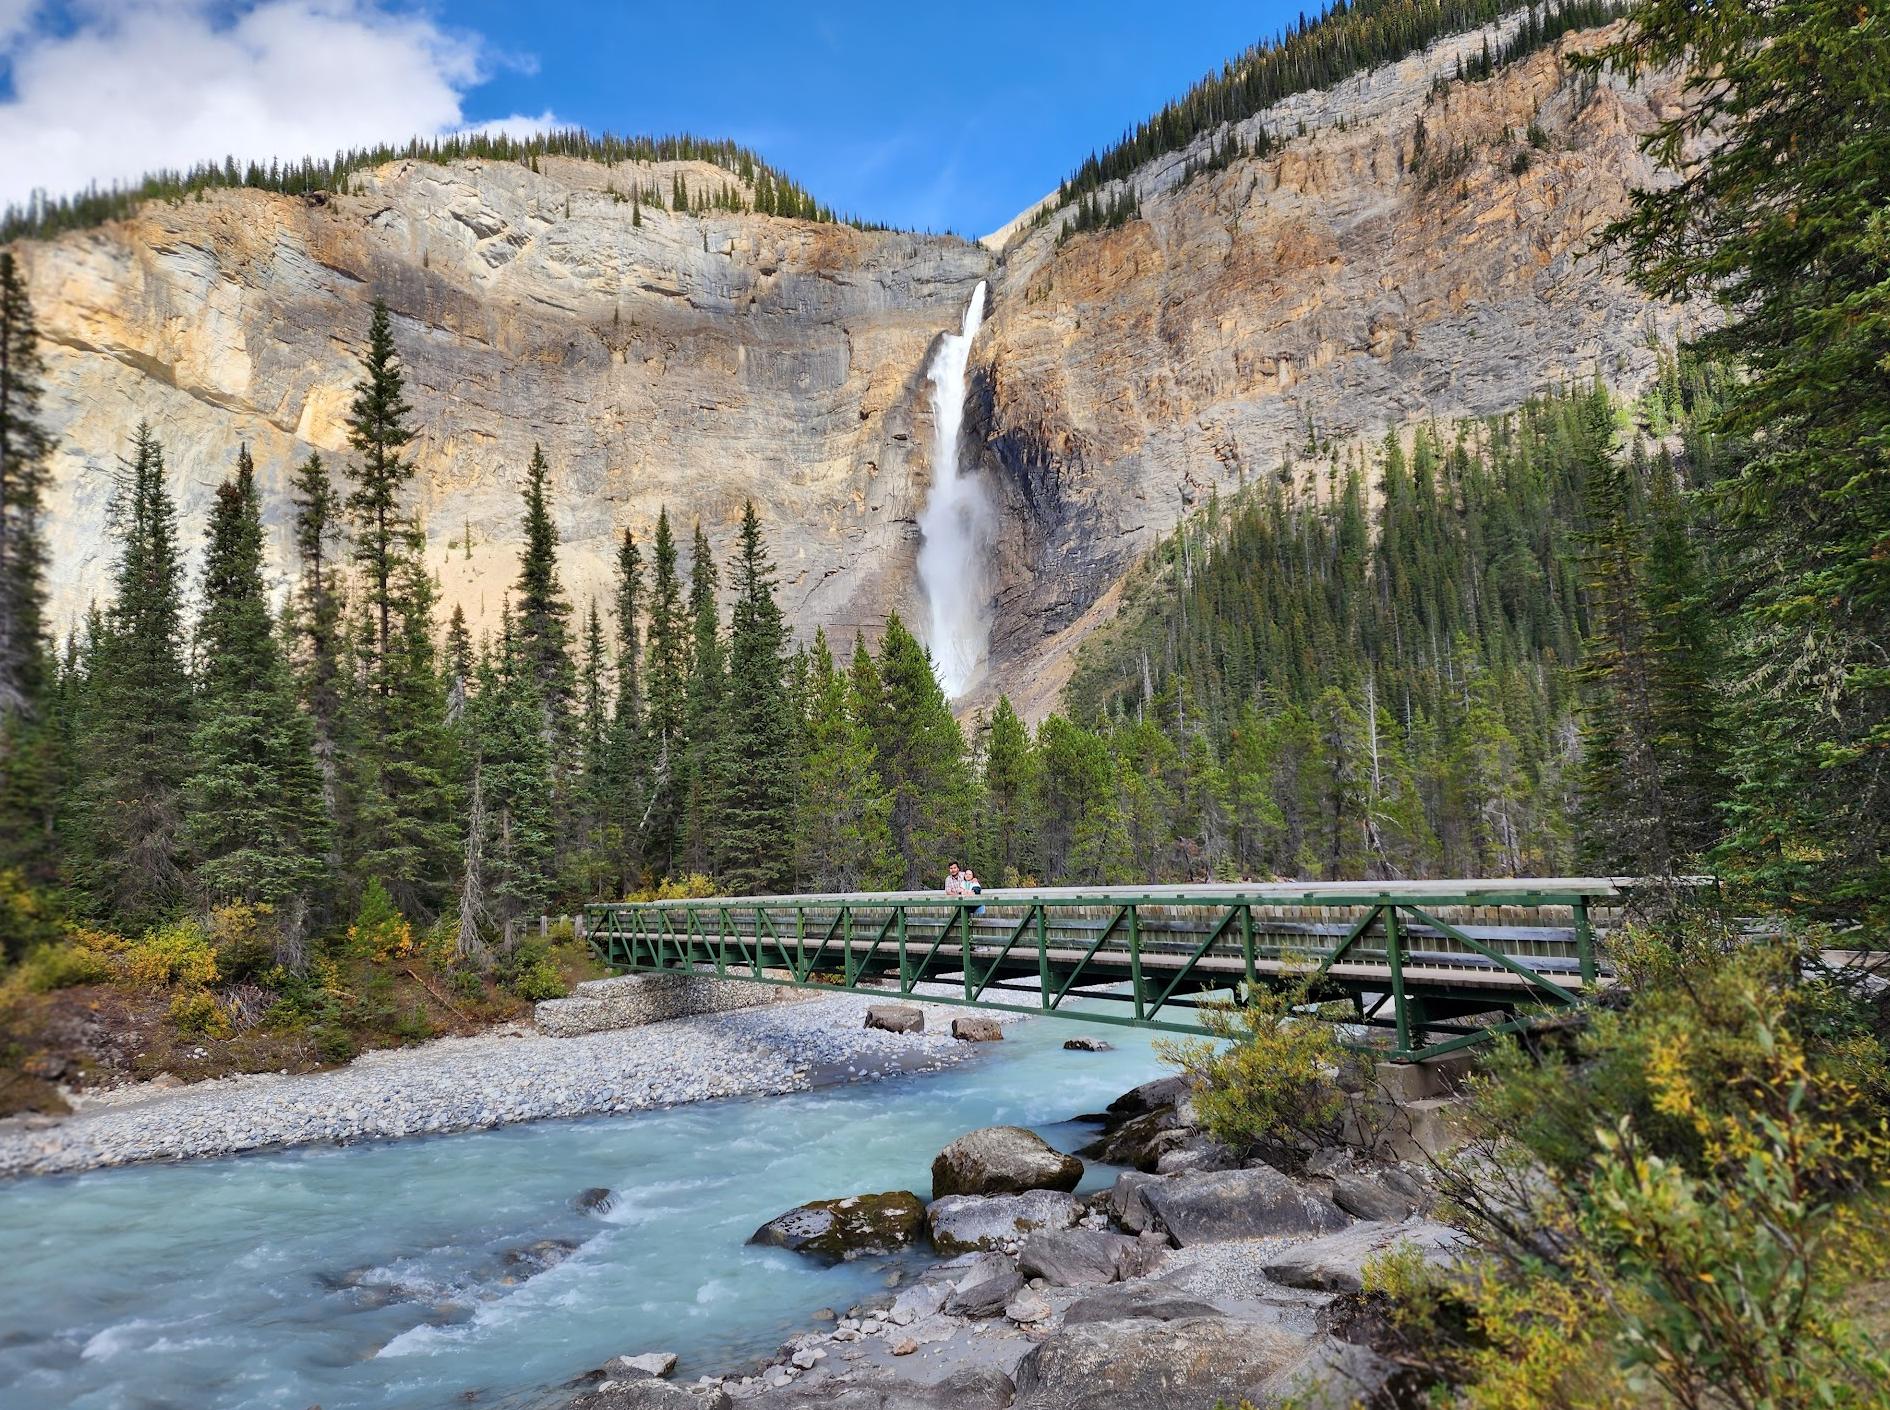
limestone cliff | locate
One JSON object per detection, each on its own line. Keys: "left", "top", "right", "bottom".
{"left": 11, "top": 17, "right": 1685, "bottom": 719}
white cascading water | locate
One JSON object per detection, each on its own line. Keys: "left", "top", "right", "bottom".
{"left": 915, "top": 280, "right": 992, "bottom": 698}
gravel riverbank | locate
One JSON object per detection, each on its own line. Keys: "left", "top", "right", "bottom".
{"left": 0, "top": 988, "right": 1013, "bottom": 1179}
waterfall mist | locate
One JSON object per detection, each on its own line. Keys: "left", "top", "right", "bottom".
{"left": 915, "top": 280, "right": 992, "bottom": 698}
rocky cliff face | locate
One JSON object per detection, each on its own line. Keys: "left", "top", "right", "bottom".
{"left": 13, "top": 17, "right": 1685, "bottom": 719}
{"left": 19, "top": 156, "right": 991, "bottom": 651}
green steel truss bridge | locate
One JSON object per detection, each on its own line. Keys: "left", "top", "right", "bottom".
{"left": 585, "top": 879, "right": 1645, "bottom": 1062}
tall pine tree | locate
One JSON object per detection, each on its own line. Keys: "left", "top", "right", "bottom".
{"left": 73, "top": 423, "right": 193, "bottom": 924}
{"left": 718, "top": 502, "right": 793, "bottom": 893}
{"left": 182, "top": 446, "right": 330, "bottom": 912}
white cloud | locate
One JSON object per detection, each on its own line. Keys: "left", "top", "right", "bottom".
{"left": 0, "top": 1, "right": 556, "bottom": 211}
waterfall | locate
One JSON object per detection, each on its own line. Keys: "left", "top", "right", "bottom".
{"left": 915, "top": 280, "right": 992, "bottom": 698}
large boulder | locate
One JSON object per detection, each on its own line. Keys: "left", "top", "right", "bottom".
{"left": 1106, "top": 1170, "right": 1164, "bottom": 1233}
{"left": 1079, "top": 1107, "right": 1187, "bottom": 1171}
{"left": 1139, "top": 1166, "right": 1351, "bottom": 1246}
{"left": 749, "top": 1191, "right": 926, "bottom": 1263}
{"left": 1261, "top": 1219, "right": 1469, "bottom": 1293}
{"left": 1012, "top": 1313, "right": 1309, "bottom": 1410}
{"left": 931, "top": 1125, "right": 1082, "bottom": 1198}
{"left": 926, "top": 1191, "right": 1083, "bottom": 1254}
{"left": 745, "top": 1367, "right": 1016, "bottom": 1408}
{"left": 1330, "top": 1172, "right": 1415, "bottom": 1223}
{"left": 1017, "top": 1228, "right": 1143, "bottom": 1286}
{"left": 570, "top": 1378, "right": 701, "bottom": 1410}
{"left": 1105, "top": 1075, "right": 1191, "bottom": 1119}
{"left": 941, "top": 1252, "right": 1026, "bottom": 1317}
{"left": 950, "top": 1015, "right": 1004, "bottom": 1042}
{"left": 864, "top": 1004, "right": 924, "bottom": 1034}
{"left": 604, "top": 1352, "right": 678, "bottom": 1379}
{"left": 1059, "top": 1282, "right": 1226, "bottom": 1326}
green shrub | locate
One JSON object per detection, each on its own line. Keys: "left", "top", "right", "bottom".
{"left": 15, "top": 942, "right": 112, "bottom": 992}
{"left": 498, "top": 940, "right": 566, "bottom": 1001}
{"left": 392, "top": 1005, "right": 435, "bottom": 1042}
{"left": 346, "top": 879, "right": 413, "bottom": 962}
{"left": 0, "top": 869, "right": 65, "bottom": 967}
{"left": 168, "top": 987, "right": 233, "bottom": 1038}
{"left": 311, "top": 1024, "right": 355, "bottom": 1063}
{"left": 208, "top": 903, "right": 277, "bottom": 982}
{"left": 446, "top": 967, "right": 484, "bottom": 1002}
{"left": 124, "top": 919, "right": 218, "bottom": 988}
{"left": 1155, "top": 979, "right": 1368, "bottom": 1159}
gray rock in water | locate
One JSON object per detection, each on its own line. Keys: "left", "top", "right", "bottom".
{"left": 1079, "top": 1107, "right": 1186, "bottom": 1171}
{"left": 605, "top": 1351, "right": 679, "bottom": 1379}
{"left": 864, "top": 1005, "right": 924, "bottom": 1035}
{"left": 949, "top": 1015, "right": 1003, "bottom": 1042}
{"left": 502, "top": 1237, "right": 580, "bottom": 1274}
{"left": 942, "top": 1253, "right": 1025, "bottom": 1318}
{"left": 1013, "top": 1313, "right": 1308, "bottom": 1409}
{"left": 926, "top": 1191, "right": 1084, "bottom": 1255}
{"left": 1061, "top": 1036, "right": 1113, "bottom": 1052}
{"left": 1262, "top": 1219, "right": 1468, "bottom": 1293}
{"left": 931, "top": 1125, "right": 1082, "bottom": 1199}
{"left": 1140, "top": 1166, "right": 1352, "bottom": 1246}
{"left": 1104, "top": 1075, "right": 1190, "bottom": 1120}
{"left": 575, "top": 1186, "right": 616, "bottom": 1215}
{"left": 1330, "top": 1172, "right": 1415, "bottom": 1223}
{"left": 1016, "top": 1228, "right": 1141, "bottom": 1286}
{"left": 749, "top": 1191, "right": 927, "bottom": 1263}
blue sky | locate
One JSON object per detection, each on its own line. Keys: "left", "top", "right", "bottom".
{"left": 0, "top": 1, "right": 1309, "bottom": 234}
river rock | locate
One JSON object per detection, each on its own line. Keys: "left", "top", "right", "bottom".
{"left": 864, "top": 1005, "right": 924, "bottom": 1034}
{"left": 950, "top": 1016, "right": 1003, "bottom": 1042}
{"left": 1012, "top": 1313, "right": 1308, "bottom": 1409}
{"left": 1330, "top": 1172, "right": 1415, "bottom": 1223}
{"left": 1261, "top": 1219, "right": 1469, "bottom": 1293}
{"left": 1079, "top": 1107, "right": 1185, "bottom": 1171}
{"left": 503, "top": 1238, "right": 580, "bottom": 1274}
{"left": 942, "top": 1253, "right": 1026, "bottom": 1317}
{"left": 749, "top": 1191, "right": 926, "bottom": 1263}
{"left": 1154, "top": 1135, "right": 1236, "bottom": 1175}
{"left": 572, "top": 1377, "right": 700, "bottom": 1409}
{"left": 1139, "top": 1166, "right": 1351, "bottom": 1246}
{"left": 1105, "top": 1075, "right": 1190, "bottom": 1119}
{"left": 926, "top": 1191, "right": 1083, "bottom": 1255}
{"left": 1016, "top": 1228, "right": 1142, "bottom": 1286}
{"left": 1060, "top": 1282, "right": 1225, "bottom": 1326}
{"left": 1005, "top": 1289, "right": 1053, "bottom": 1323}
{"left": 889, "top": 1281, "right": 948, "bottom": 1324}
{"left": 1106, "top": 1170, "right": 1164, "bottom": 1233}
{"left": 605, "top": 1352, "right": 679, "bottom": 1379}
{"left": 576, "top": 1186, "right": 617, "bottom": 1214}
{"left": 931, "top": 1125, "right": 1082, "bottom": 1198}
{"left": 1062, "top": 1037, "right": 1113, "bottom": 1052}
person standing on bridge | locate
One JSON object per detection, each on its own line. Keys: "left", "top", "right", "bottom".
{"left": 945, "top": 863, "right": 965, "bottom": 897}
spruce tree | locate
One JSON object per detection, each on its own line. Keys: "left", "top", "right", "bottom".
{"left": 288, "top": 451, "right": 347, "bottom": 822}
{"left": 796, "top": 629, "right": 893, "bottom": 891}
{"left": 74, "top": 423, "right": 193, "bottom": 923}
{"left": 606, "top": 527, "right": 647, "bottom": 886}
{"left": 641, "top": 510, "right": 687, "bottom": 875}
{"left": 182, "top": 446, "right": 330, "bottom": 911}
{"left": 345, "top": 299, "right": 415, "bottom": 699}
{"left": 466, "top": 635, "right": 554, "bottom": 942}
{"left": 680, "top": 521, "right": 726, "bottom": 877}
{"left": 340, "top": 299, "right": 454, "bottom": 911}
{"left": 513, "top": 443, "right": 576, "bottom": 752}
{"left": 980, "top": 696, "right": 1037, "bottom": 885}
{"left": 718, "top": 501, "right": 793, "bottom": 894}
{"left": 873, "top": 613, "right": 973, "bottom": 886}
{"left": 0, "top": 252, "right": 55, "bottom": 874}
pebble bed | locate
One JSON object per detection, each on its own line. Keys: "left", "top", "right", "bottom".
{"left": 0, "top": 988, "right": 1009, "bottom": 1179}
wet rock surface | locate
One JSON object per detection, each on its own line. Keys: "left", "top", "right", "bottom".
{"left": 930, "top": 1126, "right": 1082, "bottom": 1199}
{"left": 926, "top": 1192, "right": 1084, "bottom": 1255}
{"left": 751, "top": 1192, "right": 928, "bottom": 1264}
